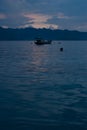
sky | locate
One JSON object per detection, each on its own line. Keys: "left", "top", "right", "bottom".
{"left": 0, "top": 0, "right": 87, "bottom": 31}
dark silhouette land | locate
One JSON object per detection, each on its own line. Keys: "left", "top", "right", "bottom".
{"left": 0, "top": 27, "right": 87, "bottom": 41}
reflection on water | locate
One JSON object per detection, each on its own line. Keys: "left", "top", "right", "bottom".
{"left": 0, "top": 41, "right": 87, "bottom": 129}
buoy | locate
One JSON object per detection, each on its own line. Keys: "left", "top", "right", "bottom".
{"left": 60, "top": 47, "right": 63, "bottom": 51}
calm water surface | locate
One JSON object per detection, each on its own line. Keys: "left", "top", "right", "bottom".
{"left": 0, "top": 41, "right": 87, "bottom": 130}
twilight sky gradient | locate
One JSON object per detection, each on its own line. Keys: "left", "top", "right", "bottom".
{"left": 0, "top": 0, "right": 87, "bottom": 31}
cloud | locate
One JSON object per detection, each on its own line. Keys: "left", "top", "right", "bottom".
{"left": 20, "top": 22, "right": 58, "bottom": 29}
{"left": 56, "top": 13, "right": 71, "bottom": 19}
{"left": 0, "top": 13, "right": 6, "bottom": 19}
{"left": 23, "top": 13, "right": 51, "bottom": 23}
{"left": 73, "top": 23, "right": 87, "bottom": 32}
{"left": 1, "top": 25, "right": 8, "bottom": 28}
{"left": 0, "top": 0, "right": 87, "bottom": 31}
{"left": 22, "top": 13, "right": 58, "bottom": 29}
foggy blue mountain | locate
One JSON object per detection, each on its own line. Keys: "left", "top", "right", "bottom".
{"left": 0, "top": 27, "right": 87, "bottom": 41}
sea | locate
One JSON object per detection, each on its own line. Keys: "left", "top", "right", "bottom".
{"left": 0, "top": 41, "right": 87, "bottom": 130}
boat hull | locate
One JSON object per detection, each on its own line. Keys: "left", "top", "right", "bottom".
{"left": 34, "top": 40, "right": 52, "bottom": 45}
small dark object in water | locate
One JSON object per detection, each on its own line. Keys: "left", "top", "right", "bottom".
{"left": 60, "top": 47, "right": 63, "bottom": 51}
{"left": 34, "top": 38, "right": 52, "bottom": 45}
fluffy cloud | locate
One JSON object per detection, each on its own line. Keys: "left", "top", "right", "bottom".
{"left": 21, "top": 13, "right": 58, "bottom": 29}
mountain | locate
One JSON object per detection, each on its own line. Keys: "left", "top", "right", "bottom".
{"left": 0, "top": 27, "right": 87, "bottom": 40}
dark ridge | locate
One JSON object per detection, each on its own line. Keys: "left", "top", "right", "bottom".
{"left": 0, "top": 27, "right": 87, "bottom": 41}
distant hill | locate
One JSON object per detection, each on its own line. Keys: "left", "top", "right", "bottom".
{"left": 0, "top": 27, "right": 87, "bottom": 40}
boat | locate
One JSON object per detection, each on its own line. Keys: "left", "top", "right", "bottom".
{"left": 34, "top": 38, "right": 52, "bottom": 45}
